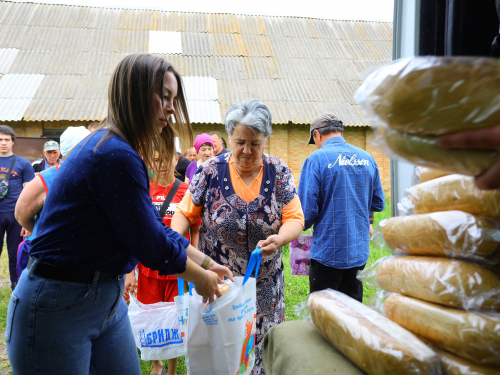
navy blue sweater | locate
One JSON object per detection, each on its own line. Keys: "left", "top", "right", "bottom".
{"left": 30, "top": 130, "right": 189, "bottom": 276}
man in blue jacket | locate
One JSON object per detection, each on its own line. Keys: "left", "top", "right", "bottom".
{"left": 298, "top": 114, "right": 385, "bottom": 302}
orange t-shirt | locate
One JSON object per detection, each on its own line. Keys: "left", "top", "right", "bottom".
{"left": 176, "top": 156, "right": 304, "bottom": 227}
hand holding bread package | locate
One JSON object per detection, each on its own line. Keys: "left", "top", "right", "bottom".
{"left": 306, "top": 289, "right": 442, "bottom": 375}
{"left": 354, "top": 56, "right": 500, "bottom": 176}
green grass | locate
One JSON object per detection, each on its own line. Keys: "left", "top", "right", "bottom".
{"left": 0, "top": 202, "right": 392, "bottom": 375}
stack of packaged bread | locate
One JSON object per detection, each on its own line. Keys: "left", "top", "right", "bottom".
{"left": 360, "top": 169, "right": 500, "bottom": 375}
{"left": 305, "top": 56, "right": 500, "bottom": 375}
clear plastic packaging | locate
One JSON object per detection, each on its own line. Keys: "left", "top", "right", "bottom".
{"left": 419, "top": 167, "right": 452, "bottom": 183}
{"left": 358, "top": 255, "right": 500, "bottom": 311}
{"left": 370, "top": 128, "right": 497, "bottom": 177}
{"left": 354, "top": 56, "right": 500, "bottom": 136}
{"left": 433, "top": 347, "right": 500, "bottom": 375}
{"left": 370, "top": 292, "right": 500, "bottom": 367}
{"left": 373, "top": 211, "right": 500, "bottom": 264}
{"left": 306, "top": 289, "right": 442, "bottom": 375}
{"left": 289, "top": 235, "right": 312, "bottom": 275}
{"left": 397, "top": 174, "right": 500, "bottom": 219}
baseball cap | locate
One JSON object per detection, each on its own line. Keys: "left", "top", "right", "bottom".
{"left": 43, "top": 140, "right": 60, "bottom": 151}
{"left": 307, "top": 114, "right": 343, "bottom": 145}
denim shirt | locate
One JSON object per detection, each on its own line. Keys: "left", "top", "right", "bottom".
{"left": 298, "top": 137, "right": 385, "bottom": 269}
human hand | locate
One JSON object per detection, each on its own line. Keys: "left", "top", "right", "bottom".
{"left": 207, "top": 262, "right": 234, "bottom": 282}
{"left": 124, "top": 270, "right": 136, "bottom": 296}
{"left": 20, "top": 227, "right": 32, "bottom": 238}
{"left": 257, "top": 234, "right": 285, "bottom": 257}
{"left": 437, "top": 125, "right": 500, "bottom": 190}
{"left": 193, "top": 270, "right": 222, "bottom": 304}
{"left": 369, "top": 224, "right": 374, "bottom": 237}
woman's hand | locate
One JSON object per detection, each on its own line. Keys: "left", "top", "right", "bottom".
{"left": 124, "top": 269, "right": 136, "bottom": 296}
{"left": 438, "top": 125, "right": 500, "bottom": 189}
{"left": 193, "top": 270, "right": 222, "bottom": 304}
{"left": 257, "top": 235, "right": 285, "bottom": 257}
{"left": 207, "top": 262, "right": 234, "bottom": 282}
{"left": 258, "top": 222, "right": 303, "bottom": 257}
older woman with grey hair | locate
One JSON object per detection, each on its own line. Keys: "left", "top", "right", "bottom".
{"left": 172, "top": 99, "right": 304, "bottom": 375}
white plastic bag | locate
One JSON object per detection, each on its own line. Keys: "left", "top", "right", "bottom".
{"left": 128, "top": 294, "right": 186, "bottom": 361}
{"left": 174, "top": 279, "right": 190, "bottom": 349}
{"left": 185, "top": 248, "right": 262, "bottom": 375}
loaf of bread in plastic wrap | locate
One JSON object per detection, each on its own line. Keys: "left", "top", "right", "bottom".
{"left": 373, "top": 128, "right": 497, "bottom": 177}
{"left": 308, "top": 289, "right": 441, "bottom": 375}
{"left": 398, "top": 175, "right": 500, "bottom": 219}
{"left": 419, "top": 168, "right": 452, "bottom": 183}
{"left": 354, "top": 56, "right": 500, "bottom": 136}
{"left": 433, "top": 346, "right": 500, "bottom": 375}
{"left": 358, "top": 255, "right": 500, "bottom": 311}
{"left": 377, "top": 211, "right": 500, "bottom": 263}
{"left": 383, "top": 294, "right": 500, "bottom": 367}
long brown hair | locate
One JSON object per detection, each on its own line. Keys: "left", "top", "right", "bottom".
{"left": 100, "top": 53, "right": 192, "bottom": 177}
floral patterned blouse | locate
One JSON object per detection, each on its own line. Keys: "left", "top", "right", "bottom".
{"left": 189, "top": 152, "right": 298, "bottom": 375}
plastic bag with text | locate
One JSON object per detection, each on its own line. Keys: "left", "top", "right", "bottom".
{"left": 372, "top": 211, "right": 500, "bottom": 264}
{"left": 357, "top": 255, "right": 500, "bottom": 311}
{"left": 185, "top": 249, "right": 261, "bottom": 375}
{"left": 289, "top": 235, "right": 312, "bottom": 275}
{"left": 354, "top": 56, "right": 500, "bottom": 136}
{"left": 307, "top": 289, "right": 441, "bottom": 375}
{"left": 128, "top": 296, "right": 186, "bottom": 361}
{"left": 369, "top": 292, "right": 500, "bottom": 368}
{"left": 397, "top": 174, "right": 500, "bottom": 219}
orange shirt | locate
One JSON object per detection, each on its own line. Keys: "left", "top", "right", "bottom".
{"left": 176, "top": 156, "right": 304, "bottom": 227}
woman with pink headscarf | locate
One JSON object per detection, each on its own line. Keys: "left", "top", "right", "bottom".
{"left": 184, "top": 133, "right": 214, "bottom": 184}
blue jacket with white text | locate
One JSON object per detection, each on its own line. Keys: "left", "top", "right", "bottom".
{"left": 298, "top": 136, "right": 385, "bottom": 269}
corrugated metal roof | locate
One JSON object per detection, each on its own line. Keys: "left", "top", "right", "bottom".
{"left": 0, "top": 48, "right": 19, "bottom": 73}
{"left": 182, "top": 76, "right": 218, "bottom": 100}
{"left": 0, "top": 1, "right": 392, "bottom": 125}
{"left": 148, "top": 30, "right": 182, "bottom": 54}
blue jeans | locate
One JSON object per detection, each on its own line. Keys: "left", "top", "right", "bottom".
{"left": 6, "top": 263, "right": 141, "bottom": 374}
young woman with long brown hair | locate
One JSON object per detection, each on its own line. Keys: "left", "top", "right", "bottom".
{"left": 7, "top": 53, "right": 232, "bottom": 374}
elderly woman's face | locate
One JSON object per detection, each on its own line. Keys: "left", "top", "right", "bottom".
{"left": 230, "top": 123, "right": 267, "bottom": 171}
{"left": 198, "top": 143, "right": 214, "bottom": 162}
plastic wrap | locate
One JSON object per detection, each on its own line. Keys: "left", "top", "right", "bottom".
{"left": 370, "top": 127, "right": 497, "bottom": 177}
{"left": 433, "top": 347, "right": 500, "bottom": 375}
{"left": 373, "top": 211, "right": 500, "bottom": 264}
{"left": 370, "top": 293, "right": 500, "bottom": 367}
{"left": 306, "top": 289, "right": 441, "bottom": 375}
{"left": 354, "top": 56, "right": 500, "bottom": 136}
{"left": 419, "top": 167, "right": 452, "bottom": 183}
{"left": 358, "top": 255, "right": 500, "bottom": 311}
{"left": 289, "top": 235, "right": 312, "bottom": 275}
{"left": 397, "top": 174, "right": 500, "bottom": 219}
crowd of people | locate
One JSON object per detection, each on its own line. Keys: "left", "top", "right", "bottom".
{"left": 1, "top": 53, "right": 390, "bottom": 375}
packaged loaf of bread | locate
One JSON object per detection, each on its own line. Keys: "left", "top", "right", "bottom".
{"left": 370, "top": 128, "right": 497, "bottom": 177}
{"left": 374, "top": 211, "right": 500, "bottom": 264}
{"left": 358, "top": 255, "right": 500, "bottom": 311}
{"left": 308, "top": 289, "right": 441, "bottom": 375}
{"left": 381, "top": 293, "right": 500, "bottom": 367}
{"left": 419, "top": 167, "right": 452, "bottom": 183}
{"left": 433, "top": 347, "right": 500, "bottom": 375}
{"left": 397, "top": 175, "right": 500, "bottom": 219}
{"left": 354, "top": 56, "right": 500, "bottom": 136}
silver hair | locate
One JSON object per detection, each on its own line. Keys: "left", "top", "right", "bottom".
{"left": 224, "top": 99, "right": 272, "bottom": 138}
